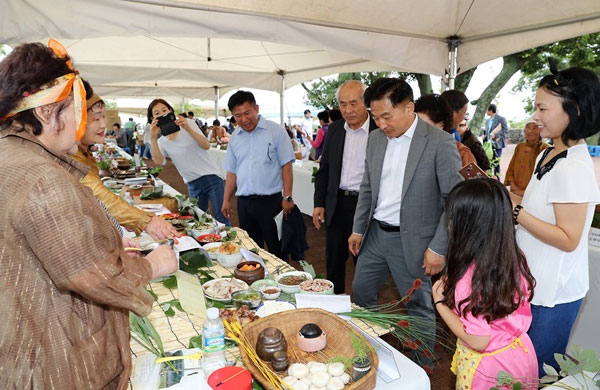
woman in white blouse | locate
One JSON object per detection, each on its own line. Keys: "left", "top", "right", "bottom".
{"left": 512, "top": 65, "right": 600, "bottom": 377}
{"left": 148, "top": 99, "right": 230, "bottom": 225}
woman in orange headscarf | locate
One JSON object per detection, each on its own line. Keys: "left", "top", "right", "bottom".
{"left": 0, "top": 41, "right": 177, "bottom": 389}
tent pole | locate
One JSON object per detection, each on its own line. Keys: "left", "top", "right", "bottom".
{"left": 447, "top": 36, "right": 460, "bottom": 90}
{"left": 278, "top": 70, "right": 286, "bottom": 126}
{"left": 214, "top": 86, "right": 220, "bottom": 121}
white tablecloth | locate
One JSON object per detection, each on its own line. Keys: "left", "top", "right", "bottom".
{"left": 568, "top": 243, "right": 600, "bottom": 354}
{"left": 207, "top": 148, "right": 318, "bottom": 216}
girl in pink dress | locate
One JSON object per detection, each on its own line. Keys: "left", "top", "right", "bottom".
{"left": 432, "top": 178, "right": 538, "bottom": 389}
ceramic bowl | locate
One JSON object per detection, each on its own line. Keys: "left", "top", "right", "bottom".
{"left": 231, "top": 289, "right": 263, "bottom": 309}
{"left": 202, "top": 242, "right": 222, "bottom": 260}
{"left": 259, "top": 285, "right": 281, "bottom": 300}
{"left": 275, "top": 271, "right": 313, "bottom": 294}
{"left": 298, "top": 279, "right": 334, "bottom": 295}
{"left": 234, "top": 261, "right": 265, "bottom": 285}
{"left": 217, "top": 252, "right": 243, "bottom": 268}
{"left": 250, "top": 279, "right": 278, "bottom": 292}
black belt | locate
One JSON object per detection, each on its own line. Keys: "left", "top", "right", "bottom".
{"left": 339, "top": 189, "right": 359, "bottom": 197}
{"left": 239, "top": 192, "right": 280, "bottom": 199}
{"left": 375, "top": 219, "right": 400, "bottom": 232}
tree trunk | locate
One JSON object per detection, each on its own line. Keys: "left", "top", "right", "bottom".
{"left": 454, "top": 68, "right": 476, "bottom": 93}
{"left": 469, "top": 54, "right": 524, "bottom": 134}
{"left": 415, "top": 73, "right": 433, "bottom": 95}
{"left": 301, "top": 82, "right": 330, "bottom": 110}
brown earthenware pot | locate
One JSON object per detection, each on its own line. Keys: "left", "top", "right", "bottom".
{"left": 255, "top": 327, "right": 287, "bottom": 362}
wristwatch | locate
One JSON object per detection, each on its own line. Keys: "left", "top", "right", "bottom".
{"left": 284, "top": 195, "right": 293, "bottom": 202}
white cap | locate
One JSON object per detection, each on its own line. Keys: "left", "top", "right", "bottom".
{"left": 525, "top": 115, "right": 536, "bottom": 126}
{"left": 207, "top": 307, "right": 219, "bottom": 320}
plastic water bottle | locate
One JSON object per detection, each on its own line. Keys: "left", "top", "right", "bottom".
{"left": 202, "top": 307, "right": 226, "bottom": 377}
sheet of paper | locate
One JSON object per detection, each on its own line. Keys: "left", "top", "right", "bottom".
{"left": 274, "top": 210, "right": 283, "bottom": 240}
{"left": 175, "top": 271, "right": 207, "bottom": 318}
{"left": 352, "top": 325, "right": 401, "bottom": 383}
{"left": 241, "top": 248, "right": 269, "bottom": 275}
{"left": 135, "top": 204, "right": 172, "bottom": 215}
{"left": 295, "top": 294, "right": 352, "bottom": 313}
{"left": 174, "top": 235, "right": 202, "bottom": 252}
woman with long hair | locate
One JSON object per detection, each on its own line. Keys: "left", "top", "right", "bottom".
{"left": 0, "top": 41, "right": 177, "bottom": 389}
{"left": 148, "top": 98, "right": 230, "bottom": 225}
{"left": 433, "top": 178, "right": 538, "bottom": 389}
{"left": 512, "top": 65, "right": 600, "bottom": 376}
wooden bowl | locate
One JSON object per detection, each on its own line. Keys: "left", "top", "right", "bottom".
{"left": 239, "top": 308, "right": 378, "bottom": 390}
{"left": 234, "top": 261, "right": 265, "bottom": 285}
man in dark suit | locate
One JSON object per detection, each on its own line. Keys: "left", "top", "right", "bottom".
{"left": 313, "top": 80, "right": 377, "bottom": 294}
{"left": 484, "top": 103, "right": 508, "bottom": 178}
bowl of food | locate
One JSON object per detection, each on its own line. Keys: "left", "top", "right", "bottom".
{"left": 298, "top": 279, "right": 334, "bottom": 295}
{"left": 234, "top": 261, "right": 265, "bottom": 285}
{"left": 216, "top": 242, "right": 242, "bottom": 268}
{"left": 115, "top": 157, "right": 131, "bottom": 170}
{"left": 250, "top": 279, "right": 278, "bottom": 292}
{"left": 275, "top": 271, "right": 313, "bottom": 294}
{"left": 196, "top": 233, "right": 222, "bottom": 245}
{"left": 202, "top": 242, "right": 222, "bottom": 260}
{"left": 260, "top": 285, "right": 281, "bottom": 300}
{"left": 231, "top": 289, "right": 263, "bottom": 309}
{"left": 203, "top": 278, "right": 248, "bottom": 302}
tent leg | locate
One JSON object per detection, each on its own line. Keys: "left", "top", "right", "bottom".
{"left": 446, "top": 37, "right": 460, "bottom": 90}
{"left": 279, "top": 71, "right": 286, "bottom": 126}
{"left": 214, "top": 86, "right": 220, "bottom": 121}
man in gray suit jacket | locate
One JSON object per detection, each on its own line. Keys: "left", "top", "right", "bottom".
{"left": 349, "top": 78, "right": 463, "bottom": 365}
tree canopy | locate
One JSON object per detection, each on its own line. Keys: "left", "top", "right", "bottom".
{"left": 301, "top": 32, "right": 600, "bottom": 135}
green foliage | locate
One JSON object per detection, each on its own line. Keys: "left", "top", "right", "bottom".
{"left": 175, "top": 194, "right": 198, "bottom": 215}
{"left": 188, "top": 335, "right": 202, "bottom": 349}
{"left": 513, "top": 32, "right": 600, "bottom": 114}
{"left": 302, "top": 72, "right": 415, "bottom": 110}
{"left": 221, "top": 227, "right": 238, "bottom": 242}
{"left": 350, "top": 333, "right": 370, "bottom": 361}
{"left": 328, "top": 356, "right": 353, "bottom": 371}
{"left": 159, "top": 298, "right": 184, "bottom": 317}
{"left": 148, "top": 166, "right": 163, "bottom": 176}
{"left": 162, "top": 275, "right": 178, "bottom": 289}
{"left": 104, "top": 99, "right": 118, "bottom": 110}
{"left": 179, "top": 249, "right": 213, "bottom": 274}
{"left": 498, "top": 344, "right": 600, "bottom": 388}
{"left": 298, "top": 260, "right": 316, "bottom": 278}
{"left": 140, "top": 185, "right": 164, "bottom": 199}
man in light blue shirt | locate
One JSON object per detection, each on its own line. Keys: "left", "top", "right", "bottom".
{"left": 223, "top": 91, "right": 295, "bottom": 258}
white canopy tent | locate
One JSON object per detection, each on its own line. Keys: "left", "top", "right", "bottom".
{"left": 3, "top": 0, "right": 600, "bottom": 120}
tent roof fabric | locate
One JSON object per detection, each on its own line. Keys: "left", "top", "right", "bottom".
{"left": 3, "top": 0, "right": 599, "bottom": 98}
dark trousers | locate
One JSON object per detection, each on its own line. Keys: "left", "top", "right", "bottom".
{"left": 529, "top": 299, "right": 583, "bottom": 377}
{"left": 325, "top": 191, "right": 358, "bottom": 294}
{"left": 237, "top": 193, "right": 282, "bottom": 259}
{"left": 493, "top": 147, "right": 503, "bottom": 177}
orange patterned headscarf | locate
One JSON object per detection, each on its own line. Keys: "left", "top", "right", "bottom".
{"left": 2, "top": 39, "right": 87, "bottom": 141}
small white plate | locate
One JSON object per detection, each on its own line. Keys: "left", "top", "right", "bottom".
{"left": 255, "top": 301, "right": 296, "bottom": 317}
